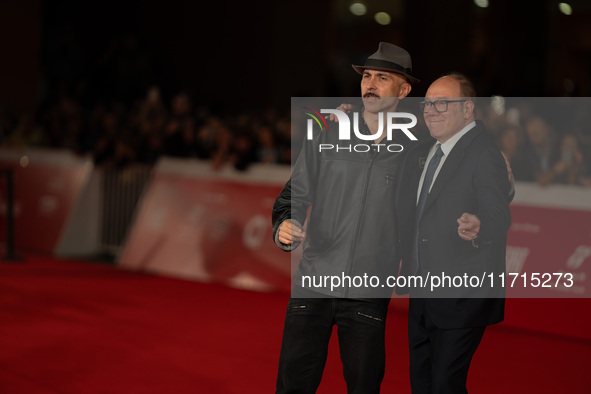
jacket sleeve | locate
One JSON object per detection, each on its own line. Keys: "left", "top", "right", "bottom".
{"left": 271, "top": 130, "right": 321, "bottom": 251}
{"left": 474, "top": 144, "right": 512, "bottom": 243}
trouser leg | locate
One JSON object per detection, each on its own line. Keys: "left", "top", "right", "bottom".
{"left": 276, "top": 297, "right": 334, "bottom": 394}
{"left": 336, "top": 299, "right": 389, "bottom": 394}
{"left": 408, "top": 297, "right": 433, "bottom": 394}
{"left": 408, "top": 298, "right": 486, "bottom": 394}
{"left": 430, "top": 326, "right": 485, "bottom": 394}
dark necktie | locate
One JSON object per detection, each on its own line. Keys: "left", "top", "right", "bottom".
{"left": 409, "top": 144, "right": 444, "bottom": 274}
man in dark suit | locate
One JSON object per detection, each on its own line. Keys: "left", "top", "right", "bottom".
{"left": 396, "top": 74, "right": 511, "bottom": 393}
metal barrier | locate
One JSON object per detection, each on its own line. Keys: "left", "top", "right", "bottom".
{"left": 100, "top": 165, "right": 153, "bottom": 255}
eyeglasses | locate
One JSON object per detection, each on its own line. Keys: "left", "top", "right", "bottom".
{"left": 419, "top": 99, "right": 467, "bottom": 113}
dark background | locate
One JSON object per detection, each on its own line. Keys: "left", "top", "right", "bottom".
{"left": 1, "top": 0, "right": 590, "bottom": 116}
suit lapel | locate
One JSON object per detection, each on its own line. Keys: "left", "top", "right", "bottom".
{"left": 421, "top": 123, "right": 483, "bottom": 215}
{"left": 408, "top": 141, "right": 433, "bottom": 211}
{"left": 423, "top": 145, "right": 465, "bottom": 213}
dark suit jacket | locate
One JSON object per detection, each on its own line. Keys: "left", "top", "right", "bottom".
{"left": 395, "top": 121, "right": 511, "bottom": 329}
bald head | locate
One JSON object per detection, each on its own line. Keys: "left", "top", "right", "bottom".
{"left": 423, "top": 75, "right": 476, "bottom": 143}
{"left": 427, "top": 76, "right": 462, "bottom": 97}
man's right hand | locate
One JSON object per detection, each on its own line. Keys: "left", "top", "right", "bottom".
{"left": 278, "top": 220, "right": 306, "bottom": 245}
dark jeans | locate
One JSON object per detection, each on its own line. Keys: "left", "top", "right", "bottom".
{"left": 276, "top": 291, "right": 390, "bottom": 394}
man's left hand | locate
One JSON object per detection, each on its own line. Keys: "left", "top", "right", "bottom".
{"left": 457, "top": 213, "right": 480, "bottom": 241}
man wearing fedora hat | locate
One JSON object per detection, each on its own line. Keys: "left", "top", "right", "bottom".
{"left": 272, "top": 42, "right": 420, "bottom": 393}
{"left": 352, "top": 42, "right": 420, "bottom": 85}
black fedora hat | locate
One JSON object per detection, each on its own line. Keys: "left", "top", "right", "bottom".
{"left": 352, "top": 42, "right": 420, "bottom": 85}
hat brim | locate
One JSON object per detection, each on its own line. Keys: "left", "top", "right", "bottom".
{"left": 352, "top": 64, "right": 420, "bottom": 85}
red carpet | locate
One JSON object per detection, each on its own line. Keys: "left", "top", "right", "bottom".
{"left": 0, "top": 255, "right": 589, "bottom": 393}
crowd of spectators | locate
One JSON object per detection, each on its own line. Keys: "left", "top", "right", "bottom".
{"left": 479, "top": 99, "right": 591, "bottom": 187}
{"left": 0, "top": 87, "right": 292, "bottom": 171}
{"left": 3, "top": 21, "right": 591, "bottom": 186}
{"left": 0, "top": 24, "right": 590, "bottom": 185}
{"left": 2, "top": 91, "right": 591, "bottom": 187}
{"left": 2, "top": 86, "right": 591, "bottom": 187}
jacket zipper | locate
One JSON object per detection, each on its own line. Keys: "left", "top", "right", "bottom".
{"left": 343, "top": 150, "right": 376, "bottom": 297}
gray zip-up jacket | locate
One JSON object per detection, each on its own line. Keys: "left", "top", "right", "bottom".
{"left": 272, "top": 114, "right": 413, "bottom": 298}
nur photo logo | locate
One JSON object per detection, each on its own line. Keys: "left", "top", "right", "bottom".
{"left": 303, "top": 107, "right": 418, "bottom": 153}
